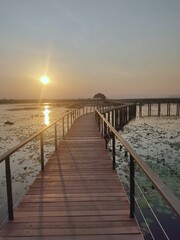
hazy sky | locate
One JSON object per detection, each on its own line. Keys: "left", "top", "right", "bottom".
{"left": 0, "top": 0, "right": 180, "bottom": 99}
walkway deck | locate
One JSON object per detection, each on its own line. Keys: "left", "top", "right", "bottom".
{"left": 0, "top": 113, "right": 143, "bottom": 240}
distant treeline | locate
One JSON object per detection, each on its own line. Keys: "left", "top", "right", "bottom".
{"left": 0, "top": 98, "right": 93, "bottom": 105}
{"left": 0, "top": 98, "right": 180, "bottom": 105}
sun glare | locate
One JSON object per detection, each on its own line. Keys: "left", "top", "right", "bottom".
{"left": 43, "top": 105, "right": 50, "bottom": 126}
{"left": 40, "top": 75, "right": 50, "bottom": 85}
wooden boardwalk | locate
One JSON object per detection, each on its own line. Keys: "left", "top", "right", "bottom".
{"left": 0, "top": 113, "right": 143, "bottom": 240}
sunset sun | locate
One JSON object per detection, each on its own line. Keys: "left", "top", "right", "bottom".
{"left": 40, "top": 75, "right": 50, "bottom": 85}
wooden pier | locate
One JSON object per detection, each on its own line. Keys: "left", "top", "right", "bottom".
{"left": 0, "top": 113, "right": 143, "bottom": 240}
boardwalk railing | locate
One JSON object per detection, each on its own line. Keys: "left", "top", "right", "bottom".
{"left": 0, "top": 105, "right": 96, "bottom": 223}
{"left": 138, "top": 102, "right": 180, "bottom": 117}
{"left": 95, "top": 107, "right": 180, "bottom": 238}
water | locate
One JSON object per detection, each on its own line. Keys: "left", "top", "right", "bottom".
{"left": 0, "top": 103, "right": 67, "bottom": 226}
{"left": 0, "top": 103, "right": 67, "bottom": 155}
{"left": 114, "top": 104, "right": 180, "bottom": 240}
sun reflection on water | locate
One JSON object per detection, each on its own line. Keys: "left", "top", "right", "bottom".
{"left": 43, "top": 105, "right": 51, "bottom": 126}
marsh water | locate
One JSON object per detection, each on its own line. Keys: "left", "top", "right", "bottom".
{"left": 115, "top": 104, "right": 180, "bottom": 240}
{"left": 0, "top": 103, "right": 67, "bottom": 226}
{"left": 0, "top": 103, "right": 180, "bottom": 239}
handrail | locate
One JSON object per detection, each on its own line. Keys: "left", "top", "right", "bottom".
{"left": 95, "top": 108, "right": 180, "bottom": 216}
{"left": 96, "top": 103, "right": 135, "bottom": 114}
{"left": 103, "top": 103, "right": 135, "bottom": 112}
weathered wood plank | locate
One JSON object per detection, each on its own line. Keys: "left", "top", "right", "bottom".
{"left": 19, "top": 200, "right": 127, "bottom": 207}
{"left": 2, "top": 221, "right": 137, "bottom": 229}
{"left": 0, "top": 226, "right": 141, "bottom": 236}
{"left": 0, "top": 235, "right": 142, "bottom": 240}
{"left": 6, "top": 215, "right": 134, "bottom": 223}
{"left": 14, "top": 209, "right": 130, "bottom": 217}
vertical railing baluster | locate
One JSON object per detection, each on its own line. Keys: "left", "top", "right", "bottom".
{"left": 62, "top": 117, "right": 65, "bottom": 139}
{"left": 112, "top": 134, "right": 116, "bottom": 170}
{"left": 5, "top": 156, "right": 14, "bottom": 220}
{"left": 71, "top": 111, "right": 73, "bottom": 124}
{"left": 130, "top": 155, "right": 135, "bottom": 218}
{"left": 54, "top": 123, "right": 58, "bottom": 150}
{"left": 40, "top": 132, "right": 44, "bottom": 171}
{"left": 98, "top": 115, "right": 101, "bottom": 131}
{"left": 67, "top": 113, "right": 69, "bottom": 132}
{"left": 104, "top": 123, "right": 108, "bottom": 149}
{"left": 102, "top": 120, "right": 104, "bottom": 138}
{"left": 112, "top": 110, "right": 114, "bottom": 128}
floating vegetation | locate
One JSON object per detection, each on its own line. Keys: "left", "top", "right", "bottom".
{"left": 121, "top": 117, "right": 180, "bottom": 199}
{"left": 112, "top": 114, "right": 180, "bottom": 240}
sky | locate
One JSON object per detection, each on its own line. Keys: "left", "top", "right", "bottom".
{"left": 0, "top": 0, "right": 180, "bottom": 99}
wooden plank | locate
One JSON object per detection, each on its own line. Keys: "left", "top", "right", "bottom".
{"left": 14, "top": 209, "right": 130, "bottom": 217}
{"left": 0, "top": 226, "right": 141, "bottom": 236}
{"left": 15, "top": 205, "right": 129, "bottom": 212}
{"left": 2, "top": 221, "right": 137, "bottom": 229}
{"left": 21, "top": 196, "right": 127, "bottom": 202}
{"left": 0, "top": 235, "right": 143, "bottom": 240}
{"left": 19, "top": 200, "right": 127, "bottom": 207}
{"left": 6, "top": 215, "right": 134, "bottom": 223}
{"left": 0, "top": 113, "right": 143, "bottom": 239}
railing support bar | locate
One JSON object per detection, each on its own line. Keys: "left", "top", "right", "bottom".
{"left": 130, "top": 155, "right": 135, "bottom": 218}
{"left": 40, "top": 133, "right": 44, "bottom": 171}
{"left": 67, "top": 114, "right": 69, "bottom": 131}
{"left": 62, "top": 117, "right": 65, "bottom": 139}
{"left": 112, "top": 134, "right": 116, "bottom": 169}
{"left": 101, "top": 120, "right": 104, "bottom": 138}
{"left": 54, "top": 123, "right": 58, "bottom": 150}
{"left": 98, "top": 115, "right": 101, "bottom": 131}
{"left": 5, "top": 156, "right": 14, "bottom": 221}
{"left": 71, "top": 112, "right": 73, "bottom": 126}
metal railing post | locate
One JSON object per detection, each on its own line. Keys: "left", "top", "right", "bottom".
{"left": 75, "top": 108, "right": 77, "bottom": 119}
{"left": 112, "top": 110, "right": 114, "bottom": 127}
{"left": 102, "top": 119, "right": 104, "bottom": 138}
{"left": 5, "top": 156, "right": 14, "bottom": 220}
{"left": 62, "top": 117, "right": 65, "bottom": 139}
{"left": 67, "top": 114, "right": 69, "bottom": 131}
{"left": 112, "top": 134, "right": 116, "bottom": 169}
{"left": 54, "top": 123, "right": 58, "bottom": 150}
{"left": 104, "top": 122, "right": 108, "bottom": 149}
{"left": 130, "top": 155, "right": 135, "bottom": 218}
{"left": 98, "top": 115, "right": 101, "bottom": 131}
{"left": 78, "top": 108, "right": 80, "bottom": 117}
{"left": 71, "top": 112, "right": 73, "bottom": 126}
{"left": 73, "top": 110, "right": 75, "bottom": 121}
{"left": 40, "top": 133, "right": 44, "bottom": 171}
